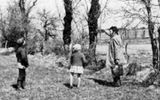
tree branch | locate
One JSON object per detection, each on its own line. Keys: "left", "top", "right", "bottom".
{"left": 19, "top": 0, "right": 25, "bottom": 13}
{"left": 73, "top": 0, "right": 82, "bottom": 9}
{"left": 54, "top": 0, "right": 64, "bottom": 25}
{"left": 26, "top": 0, "right": 38, "bottom": 16}
{"left": 158, "top": 0, "right": 160, "bottom": 9}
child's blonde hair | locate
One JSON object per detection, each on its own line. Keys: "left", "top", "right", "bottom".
{"left": 73, "top": 44, "right": 81, "bottom": 51}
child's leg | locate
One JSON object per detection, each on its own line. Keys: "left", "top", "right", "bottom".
{"left": 77, "top": 74, "right": 81, "bottom": 88}
{"left": 118, "top": 76, "right": 121, "bottom": 85}
{"left": 70, "top": 72, "right": 74, "bottom": 87}
{"left": 17, "top": 68, "right": 26, "bottom": 89}
{"left": 21, "top": 69, "right": 26, "bottom": 89}
{"left": 17, "top": 69, "right": 23, "bottom": 90}
{"left": 114, "top": 76, "right": 121, "bottom": 86}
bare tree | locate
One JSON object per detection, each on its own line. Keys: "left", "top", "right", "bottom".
{"left": 37, "top": 9, "right": 57, "bottom": 40}
{"left": 122, "top": 0, "right": 159, "bottom": 84}
{"left": 63, "top": 0, "right": 73, "bottom": 52}
{"left": 141, "top": 0, "right": 159, "bottom": 70}
{"left": 0, "top": 11, "right": 8, "bottom": 48}
{"left": 158, "top": 27, "right": 160, "bottom": 69}
{"left": 157, "top": 0, "right": 160, "bottom": 69}
{"left": 158, "top": 0, "right": 160, "bottom": 8}
{"left": 1, "top": 1, "right": 24, "bottom": 47}
{"left": 122, "top": 0, "right": 159, "bottom": 67}
{"left": 18, "top": 0, "right": 38, "bottom": 40}
{"left": 37, "top": 9, "right": 57, "bottom": 54}
{"left": 87, "top": 0, "right": 101, "bottom": 63}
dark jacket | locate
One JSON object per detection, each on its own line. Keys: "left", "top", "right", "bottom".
{"left": 70, "top": 51, "right": 87, "bottom": 67}
{"left": 15, "top": 44, "right": 29, "bottom": 68}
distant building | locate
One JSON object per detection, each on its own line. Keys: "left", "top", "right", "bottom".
{"left": 119, "top": 28, "right": 150, "bottom": 39}
{"left": 97, "top": 28, "right": 159, "bottom": 44}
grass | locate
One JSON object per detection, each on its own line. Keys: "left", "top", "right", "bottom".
{"left": 0, "top": 48, "right": 159, "bottom": 100}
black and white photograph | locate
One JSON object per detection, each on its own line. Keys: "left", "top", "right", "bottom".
{"left": 0, "top": 0, "right": 160, "bottom": 100}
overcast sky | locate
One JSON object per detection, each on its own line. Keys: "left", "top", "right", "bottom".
{"left": 0, "top": 0, "right": 159, "bottom": 29}
{"left": 0, "top": 0, "right": 60, "bottom": 14}
{"left": 0, "top": 0, "right": 126, "bottom": 28}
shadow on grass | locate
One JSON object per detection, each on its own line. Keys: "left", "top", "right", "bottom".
{"left": 85, "top": 59, "right": 106, "bottom": 73}
{"left": 11, "top": 84, "right": 18, "bottom": 90}
{"left": 63, "top": 83, "right": 77, "bottom": 89}
{"left": 88, "top": 78, "right": 115, "bottom": 87}
{"left": 85, "top": 65, "right": 106, "bottom": 75}
{"left": 88, "top": 78, "right": 147, "bottom": 88}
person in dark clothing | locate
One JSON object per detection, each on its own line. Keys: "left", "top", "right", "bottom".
{"left": 15, "top": 37, "right": 29, "bottom": 90}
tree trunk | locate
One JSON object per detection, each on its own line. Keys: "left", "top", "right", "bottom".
{"left": 43, "top": 29, "right": 49, "bottom": 55}
{"left": 19, "top": 0, "right": 28, "bottom": 40}
{"left": 140, "top": 0, "right": 159, "bottom": 85}
{"left": 63, "top": 0, "right": 73, "bottom": 52}
{"left": 148, "top": 22, "right": 158, "bottom": 69}
{"left": 158, "top": 0, "right": 160, "bottom": 8}
{"left": 146, "top": 4, "right": 158, "bottom": 69}
{"left": 19, "top": 0, "right": 37, "bottom": 41}
{"left": 88, "top": 0, "right": 100, "bottom": 63}
{"left": 158, "top": 27, "right": 160, "bottom": 69}
{"left": 157, "top": 0, "right": 160, "bottom": 70}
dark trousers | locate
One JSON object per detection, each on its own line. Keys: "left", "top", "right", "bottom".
{"left": 17, "top": 68, "right": 26, "bottom": 89}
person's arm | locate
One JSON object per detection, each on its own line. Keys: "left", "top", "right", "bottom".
{"left": 70, "top": 55, "right": 73, "bottom": 65}
{"left": 68, "top": 43, "right": 73, "bottom": 68}
{"left": 81, "top": 53, "right": 87, "bottom": 67}
{"left": 97, "top": 29, "right": 111, "bottom": 37}
{"left": 104, "top": 31, "right": 111, "bottom": 37}
{"left": 68, "top": 55, "right": 73, "bottom": 69}
{"left": 19, "top": 48, "right": 29, "bottom": 68}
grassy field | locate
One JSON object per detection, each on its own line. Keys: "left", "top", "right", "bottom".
{"left": 0, "top": 44, "right": 159, "bottom": 100}
{"left": 96, "top": 43, "right": 152, "bottom": 64}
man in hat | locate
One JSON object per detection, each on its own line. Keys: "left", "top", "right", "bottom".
{"left": 15, "top": 37, "right": 29, "bottom": 90}
{"left": 106, "top": 26, "right": 126, "bottom": 86}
